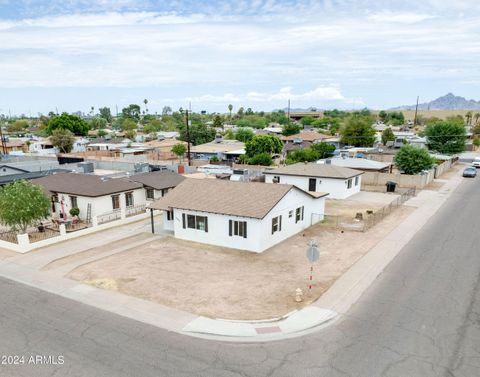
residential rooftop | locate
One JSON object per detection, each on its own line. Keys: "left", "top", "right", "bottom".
{"left": 318, "top": 157, "right": 392, "bottom": 171}
{"left": 148, "top": 178, "right": 326, "bottom": 219}
{"left": 264, "top": 163, "right": 363, "bottom": 179}
{"left": 129, "top": 171, "right": 185, "bottom": 190}
{"left": 31, "top": 172, "right": 143, "bottom": 197}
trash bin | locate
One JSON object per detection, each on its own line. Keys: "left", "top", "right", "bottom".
{"left": 386, "top": 181, "right": 397, "bottom": 193}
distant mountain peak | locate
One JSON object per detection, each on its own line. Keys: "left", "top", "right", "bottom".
{"left": 391, "top": 93, "right": 480, "bottom": 111}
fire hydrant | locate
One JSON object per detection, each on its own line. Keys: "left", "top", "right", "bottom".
{"left": 295, "top": 288, "right": 303, "bottom": 302}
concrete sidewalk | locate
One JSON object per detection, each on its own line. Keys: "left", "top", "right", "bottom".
{"left": 0, "top": 170, "right": 465, "bottom": 342}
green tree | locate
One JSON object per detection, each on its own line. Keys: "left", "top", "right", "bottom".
{"left": 213, "top": 115, "right": 223, "bottom": 129}
{"left": 179, "top": 123, "right": 216, "bottom": 146}
{"left": 47, "top": 113, "right": 89, "bottom": 136}
{"left": 88, "top": 117, "right": 107, "bottom": 130}
{"left": 340, "top": 115, "right": 376, "bottom": 147}
{"left": 162, "top": 106, "right": 172, "bottom": 116}
{"left": 394, "top": 145, "right": 436, "bottom": 175}
{"left": 98, "top": 107, "right": 112, "bottom": 123}
{"left": 235, "top": 128, "right": 255, "bottom": 143}
{"left": 143, "top": 99, "right": 149, "bottom": 114}
{"left": 50, "top": 129, "right": 75, "bottom": 153}
{"left": 0, "top": 180, "right": 51, "bottom": 233}
{"left": 7, "top": 119, "right": 29, "bottom": 133}
{"left": 121, "top": 118, "right": 138, "bottom": 132}
{"left": 381, "top": 127, "right": 395, "bottom": 145}
{"left": 282, "top": 122, "right": 301, "bottom": 136}
{"left": 300, "top": 116, "right": 315, "bottom": 126}
{"left": 172, "top": 143, "right": 187, "bottom": 160}
{"left": 122, "top": 104, "right": 141, "bottom": 121}
{"left": 425, "top": 120, "right": 467, "bottom": 154}
{"left": 474, "top": 113, "right": 480, "bottom": 125}
{"left": 465, "top": 111, "right": 472, "bottom": 126}
{"left": 311, "top": 142, "right": 336, "bottom": 158}
{"left": 246, "top": 153, "right": 273, "bottom": 166}
{"left": 245, "top": 135, "right": 283, "bottom": 157}
{"left": 237, "top": 107, "right": 245, "bottom": 118}
{"left": 378, "top": 110, "right": 388, "bottom": 122}
{"left": 228, "top": 104, "right": 233, "bottom": 118}
{"left": 97, "top": 129, "right": 108, "bottom": 138}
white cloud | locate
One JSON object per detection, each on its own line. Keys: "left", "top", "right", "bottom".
{"left": 367, "top": 11, "right": 435, "bottom": 24}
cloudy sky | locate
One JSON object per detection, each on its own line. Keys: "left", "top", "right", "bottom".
{"left": 0, "top": 0, "right": 479, "bottom": 116}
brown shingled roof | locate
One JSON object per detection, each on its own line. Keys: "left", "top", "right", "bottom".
{"left": 264, "top": 163, "right": 363, "bottom": 179}
{"left": 130, "top": 171, "right": 185, "bottom": 190}
{"left": 148, "top": 179, "right": 325, "bottom": 219}
{"left": 31, "top": 172, "right": 143, "bottom": 197}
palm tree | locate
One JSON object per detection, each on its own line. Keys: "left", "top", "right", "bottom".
{"left": 474, "top": 112, "right": 480, "bottom": 125}
{"left": 143, "top": 99, "right": 148, "bottom": 114}
{"left": 228, "top": 104, "right": 233, "bottom": 119}
{"left": 465, "top": 111, "right": 472, "bottom": 126}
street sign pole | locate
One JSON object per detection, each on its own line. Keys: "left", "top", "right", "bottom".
{"left": 306, "top": 240, "right": 319, "bottom": 291}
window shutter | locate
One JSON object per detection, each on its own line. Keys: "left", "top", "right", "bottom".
{"left": 301, "top": 206, "right": 304, "bottom": 221}
{"left": 271, "top": 218, "right": 275, "bottom": 234}
{"left": 279, "top": 215, "right": 282, "bottom": 231}
{"left": 182, "top": 213, "right": 186, "bottom": 229}
{"left": 204, "top": 217, "right": 208, "bottom": 233}
{"left": 229, "top": 220, "right": 232, "bottom": 236}
{"left": 243, "top": 221, "right": 247, "bottom": 238}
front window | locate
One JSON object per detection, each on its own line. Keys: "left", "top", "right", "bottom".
{"left": 295, "top": 206, "right": 304, "bottom": 223}
{"left": 125, "top": 192, "right": 134, "bottom": 207}
{"left": 69, "top": 195, "right": 78, "bottom": 208}
{"left": 111, "top": 195, "right": 120, "bottom": 210}
{"left": 271, "top": 215, "right": 282, "bottom": 234}
{"left": 184, "top": 214, "right": 208, "bottom": 232}
{"left": 229, "top": 220, "right": 247, "bottom": 238}
{"left": 347, "top": 179, "right": 352, "bottom": 189}
{"left": 166, "top": 210, "right": 174, "bottom": 221}
{"left": 355, "top": 176, "right": 359, "bottom": 186}
{"left": 146, "top": 188, "right": 154, "bottom": 200}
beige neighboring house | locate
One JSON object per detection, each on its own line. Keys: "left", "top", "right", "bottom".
{"left": 148, "top": 179, "right": 327, "bottom": 253}
{"left": 145, "top": 139, "right": 188, "bottom": 160}
{"left": 281, "top": 131, "right": 331, "bottom": 144}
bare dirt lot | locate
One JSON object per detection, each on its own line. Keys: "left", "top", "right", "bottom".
{"left": 67, "top": 204, "right": 414, "bottom": 320}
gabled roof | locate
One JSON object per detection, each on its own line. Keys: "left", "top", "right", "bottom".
{"left": 264, "top": 163, "right": 363, "bottom": 179}
{"left": 148, "top": 179, "right": 326, "bottom": 219}
{"left": 129, "top": 171, "right": 185, "bottom": 190}
{"left": 0, "top": 169, "right": 71, "bottom": 185}
{"left": 31, "top": 172, "right": 143, "bottom": 197}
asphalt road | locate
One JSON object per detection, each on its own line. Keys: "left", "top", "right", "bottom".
{"left": 1, "top": 177, "right": 479, "bottom": 377}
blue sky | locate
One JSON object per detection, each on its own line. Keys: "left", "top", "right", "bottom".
{"left": 0, "top": 0, "right": 479, "bottom": 116}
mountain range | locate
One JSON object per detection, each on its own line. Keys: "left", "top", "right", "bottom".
{"left": 391, "top": 93, "right": 480, "bottom": 111}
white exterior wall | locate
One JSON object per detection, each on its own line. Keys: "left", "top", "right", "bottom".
{"left": 53, "top": 188, "right": 146, "bottom": 220}
{"left": 164, "top": 188, "right": 326, "bottom": 253}
{"left": 265, "top": 174, "right": 361, "bottom": 199}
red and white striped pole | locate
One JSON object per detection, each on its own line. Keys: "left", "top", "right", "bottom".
{"left": 309, "top": 265, "right": 313, "bottom": 290}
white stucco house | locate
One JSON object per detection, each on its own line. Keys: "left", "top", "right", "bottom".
{"left": 149, "top": 179, "right": 328, "bottom": 253}
{"left": 263, "top": 163, "right": 363, "bottom": 199}
{"left": 31, "top": 172, "right": 146, "bottom": 222}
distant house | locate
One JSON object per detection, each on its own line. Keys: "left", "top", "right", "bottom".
{"left": 0, "top": 169, "right": 71, "bottom": 186}
{"left": 317, "top": 157, "right": 392, "bottom": 173}
{"left": 264, "top": 163, "right": 363, "bottom": 199}
{"left": 190, "top": 139, "right": 245, "bottom": 161}
{"left": 29, "top": 139, "right": 57, "bottom": 154}
{"left": 148, "top": 179, "right": 327, "bottom": 253}
{"left": 130, "top": 171, "right": 185, "bottom": 201}
{"left": 145, "top": 139, "right": 188, "bottom": 160}
{"left": 281, "top": 131, "right": 331, "bottom": 145}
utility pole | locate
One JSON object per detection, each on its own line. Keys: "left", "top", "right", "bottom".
{"left": 185, "top": 109, "right": 192, "bottom": 166}
{"left": 0, "top": 119, "right": 7, "bottom": 155}
{"left": 287, "top": 99, "right": 291, "bottom": 124}
{"left": 413, "top": 96, "right": 419, "bottom": 128}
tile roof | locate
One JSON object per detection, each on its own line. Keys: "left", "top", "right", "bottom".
{"left": 129, "top": 171, "right": 185, "bottom": 190}
{"left": 264, "top": 163, "right": 363, "bottom": 179}
{"left": 31, "top": 172, "right": 143, "bottom": 197}
{"left": 148, "top": 179, "right": 325, "bottom": 219}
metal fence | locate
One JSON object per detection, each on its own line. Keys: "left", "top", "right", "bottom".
{"left": 320, "top": 187, "right": 416, "bottom": 233}
{"left": 126, "top": 204, "right": 146, "bottom": 218}
{"left": 97, "top": 209, "right": 122, "bottom": 225}
{"left": 0, "top": 230, "right": 18, "bottom": 244}
{"left": 28, "top": 228, "right": 60, "bottom": 243}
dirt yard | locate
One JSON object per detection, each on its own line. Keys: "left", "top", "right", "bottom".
{"left": 325, "top": 191, "right": 399, "bottom": 217}
{"left": 67, "top": 203, "right": 414, "bottom": 320}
